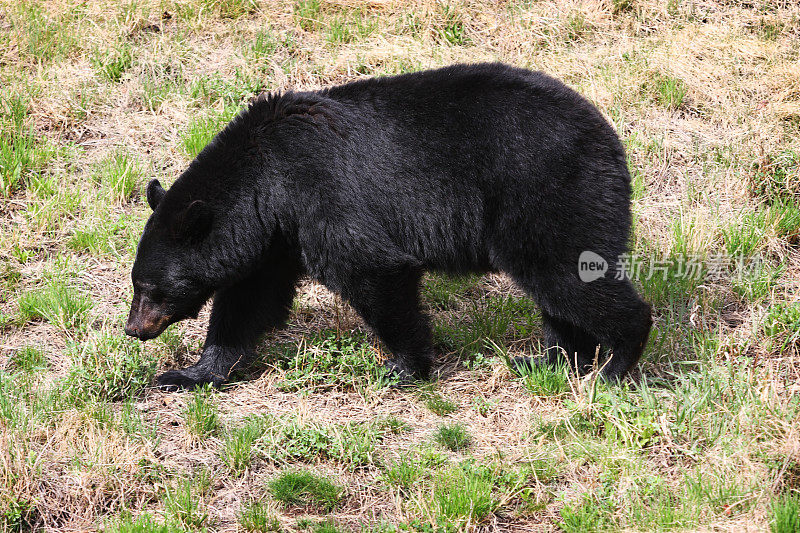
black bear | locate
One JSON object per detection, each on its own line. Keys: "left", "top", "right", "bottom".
{"left": 125, "top": 62, "right": 652, "bottom": 390}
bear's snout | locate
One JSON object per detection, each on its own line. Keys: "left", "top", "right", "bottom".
{"left": 125, "top": 292, "right": 171, "bottom": 341}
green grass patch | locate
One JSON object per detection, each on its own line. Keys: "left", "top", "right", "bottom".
{"left": 564, "top": 11, "right": 590, "bottom": 41}
{"left": 272, "top": 330, "right": 396, "bottom": 394}
{"left": 139, "top": 60, "right": 186, "bottom": 112}
{"left": 0, "top": 93, "right": 55, "bottom": 197}
{"left": 763, "top": 302, "right": 800, "bottom": 355}
{"left": 238, "top": 500, "right": 281, "bottom": 532}
{"left": 181, "top": 107, "right": 239, "bottom": 158}
{"left": 559, "top": 492, "right": 616, "bottom": 532}
{"left": 17, "top": 279, "right": 93, "bottom": 333}
{"left": 7, "top": 345, "right": 47, "bottom": 374}
{"left": 68, "top": 214, "right": 138, "bottom": 257}
{"left": 383, "top": 456, "right": 425, "bottom": 493}
{"left": 722, "top": 208, "right": 771, "bottom": 258}
{"left": 326, "top": 10, "right": 377, "bottom": 44}
{"left": 165, "top": 477, "right": 209, "bottom": 529}
{"left": 268, "top": 418, "right": 388, "bottom": 468}
{"left": 684, "top": 467, "right": 756, "bottom": 518}
{"left": 434, "top": 295, "right": 539, "bottom": 359}
{"left": 92, "top": 44, "right": 133, "bottom": 83}
{"left": 514, "top": 356, "right": 571, "bottom": 396}
{"left": 201, "top": 0, "right": 258, "bottom": 18}
{"left": 63, "top": 332, "right": 156, "bottom": 403}
{"left": 653, "top": 73, "right": 687, "bottom": 110}
{"left": 250, "top": 29, "right": 280, "bottom": 58}
{"left": 771, "top": 199, "right": 800, "bottom": 242}
{"left": 534, "top": 412, "right": 605, "bottom": 442}
{"left": 770, "top": 492, "right": 800, "bottom": 533}
{"left": 433, "top": 422, "right": 471, "bottom": 452}
{"left": 0, "top": 496, "right": 36, "bottom": 532}
{"left": 294, "top": 0, "right": 322, "bottom": 32}
{"left": 220, "top": 415, "right": 393, "bottom": 470}
{"left": 188, "top": 73, "right": 259, "bottom": 109}
{"left": 421, "top": 273, "right": 481, "bottom": 310}
{"left": 634, "top": 217, "right": 709, "bottom": 313}
{"left": 428, "top": 464, "right": 499, "bottom": 525}
{"left": 106, "top": 512, "right": 180, "bottom": 533}
{"left": 183, "top": 384, "right": 220, "bottom": 438}
{"left": 435, "top": 4, "right": 468, "bottom": 46}
{"left": 418, "top": 386, "right": 458, "bottom": 415}
{"left": 10, "top": 3, "right": 80, "bottom": 63}
{"left": 221, "top": 416, "right": 270, "bottom": 475}
{"left": 269, "top": 469, "right": 343, "bottom": 511}
{"left": 749, "top": 150, "right": 799, "bottom": 203}
{"left": 93, "top": 150, "right": 143, "bottom": 203}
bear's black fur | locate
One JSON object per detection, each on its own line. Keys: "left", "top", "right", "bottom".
{"left": 125, "top": 62, "right": 652, "bottom": 390}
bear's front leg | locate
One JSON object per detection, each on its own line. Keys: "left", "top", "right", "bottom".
{"left": 339, "top": 263, "right": 434, "bottom": 384}
{"left": 157, "top": 253, "right": 302, "bottom": 391}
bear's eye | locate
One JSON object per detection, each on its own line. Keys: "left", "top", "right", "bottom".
{"left": 135, "top": 282, "right": 164, "bottom": 303}
{"left": 149, "top": 288, "right": 165, "bottom": 303}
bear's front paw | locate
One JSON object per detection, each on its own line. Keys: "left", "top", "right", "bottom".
{"left": 156, "top": 366, "right": 225, "bottom": 392}
{"left": 383, "top": 358, "right": 427, "bottom": 387}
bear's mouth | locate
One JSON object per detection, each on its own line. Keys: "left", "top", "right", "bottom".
{"left": 125, "top": 291, "right": 173, "bottom": 341}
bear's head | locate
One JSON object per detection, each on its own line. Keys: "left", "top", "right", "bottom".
{"left": 125, "top": 179, "right": 215, "bottom": 341}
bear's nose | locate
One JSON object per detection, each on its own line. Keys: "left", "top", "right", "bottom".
{"left": 124, "top": 323, "right": 141, "bottom": 338}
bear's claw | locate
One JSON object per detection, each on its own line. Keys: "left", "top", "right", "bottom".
{"left": 382, "top": 358, "right": 427, "bottom": 387}
{"left": 156, "top": 367, "right": 225, "bottom": 391}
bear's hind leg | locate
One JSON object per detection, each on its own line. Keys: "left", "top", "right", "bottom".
{"left": 157, "top": 249, "right": 303, "bottom": 391}
{"left": 341, "top": 265, "right": 433, "bottom": 383}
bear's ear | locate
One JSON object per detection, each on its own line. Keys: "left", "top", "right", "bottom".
{"left": 146, "top": 179, "right": 166, "bottom": 211}
{"left": 173, "top": 200, "right": 213, "bottom": 242}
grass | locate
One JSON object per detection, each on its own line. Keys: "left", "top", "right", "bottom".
{"left": 7, "top": 345, "right": 47, "bottom": 374}
{"left": 181, "top": 108, "right": 239, "bottom": 158}
{"left": 164, "top": 477, "right": 209, "bottom": 529}
{"left": 383, "top": 456, "right": 425, "bottom": 493}
{"left": 221, "top": 415, "right": 268, "bottom": 475}
{"left": 433, "top": 423, "right": 471, "bottom": 452}
{"left": 238, "top": 500, "right": 281, "bottom": 532}
{"left": 416, "top": 464, "right": 500, "bottom": 527}
{"left": 63, "top": 332, "right": 157, "bottom": 403}
{"left": 763, "top": 302, "right": 800, "bottom": 355}
{"left": 16, "top": 278, "right": 93, "bottom": 333}
{"left": 434, "top": 295, "right": 539, "bottom": 359}
{"left": 92, "top": 44, "right": 133, "bottom": 83}
{"left": 93, "top": 150, "right": 144, "bottom": 203}
{"left": 106, "top": 513, "right": 179, "bottom": 533}
{"left": 268, "top": 418, "right": 389, "bottom": 469}
{"left": 654, "top": 73, "right": 687, "bottom": 110}
{"left": 269, "top": 470, "right": 344, "bottom": 512}
{"left": 559, "top": 492, "right": 615, "bottom": 532}
{"left": 418, "top": 386, "right": 458, "bottom": 415}
{"left": 219, "top": 413, "right": 391, "bottom": 471}
{"left": 770, "top": 492, "right": 800, "bottom": 533}
{"left": 0, "top": 92, "right": 54, "bottom": 197}
{"left": 1, "top": 0, "right": 799, "bottom": 530}
{"left": 183, "top": 384, "right": 220, "bottom": 438}
{"left": 513, "top": 356, "right": 571, "bottom": 396}
{"left": 271, "top": 330, "right": 397, "bottom": 394}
